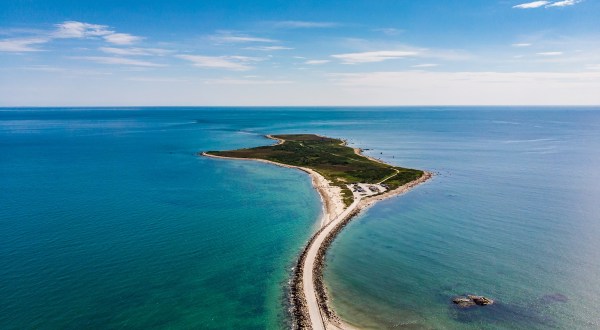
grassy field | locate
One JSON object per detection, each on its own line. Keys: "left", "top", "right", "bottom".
{"left": 207, "top": 134, "right": 424, "bottom": 206}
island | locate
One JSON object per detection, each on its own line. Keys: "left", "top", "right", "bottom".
{"left": 202, "top": 134, "right": 432, "bottom": 330}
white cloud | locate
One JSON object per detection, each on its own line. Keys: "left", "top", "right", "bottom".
{"left": 332, "top": 50, "right": 418, "bottom": 64}
{"left": 305, "top": 60, "right": 331, "bottom": 65}
{"left": 15, "top": 65, "right": 113, "bottom": 75}
{"left": 331, "top": 71, "right": 600, "bottom": 86}
{"left": 1, "top": 21, "right": 144, "bottom": 52}
{"left": 512, "top": 0, "right": 583, "bottom": 8}
{"left": 103, "top": 33, "right": 142, "bottom": 45}
{"left": 99, "top": 47, "right": 171, "bottom": 56}
{"left": 586, "top": 64, "right": 600, "bottom": 70}
{"left": 127, "top": 77, "right": 188, "bottom": 82}
{"left": 335, "top": 38, "right": 471, "bottom": 62}
{"left": 73, "top": 56, "right": 165, "bottom": 67}
{"left": 176, "top": 54, "right": 253, "bottom": 71}
{"left": 53, "top": 21, "right": 141, "bottom": 45}
{"left": 546, "top": 0, "right": 582, "bottom": 7}
{"left": 209, "top": 32, "right": 276, "bottom": 43}
{"left": 21, "top": 65, "right": 64, "bottom": 72}
{"left": 227, "top": 55, "right": 265, "bottom": 62}
{"left": 53, "top": 21, "right": 112, "bottom": 38}
{"left": 272, "top": 21, "right": 338, "bottom": 28}
{"left": 203, "top": 78, "right": 293, "bottom": 85}
{"left": 373, "top": 28, "right": 403, "bottom": 36}
{"left": 5, "top": 67, "right": 600, "bottom": 106}
{"left": 513, "top": 1, "right": 550, "bottom": 8}
{"left": 411, "top": 63, "right": 438, "bottom": 68}
{"left": 0, "top": 37, "right": 49, "bottom": 52}
{"left": 244, "top": 46, "right": 293, "bottom": 51}
{"left": 537, "top": 51, "right": 563, "bottom": 56}
{"left": 512, "top": 43, "right": 532, "bottom": 47}
{"left": 326, "top": 70, "right": 600, "bottom": 105}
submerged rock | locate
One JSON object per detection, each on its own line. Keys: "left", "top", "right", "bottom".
{"left": 452, "top": 295, "right": 494, "bottom": 308}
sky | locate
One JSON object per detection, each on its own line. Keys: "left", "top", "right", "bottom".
{"left": 1, "top": 0, "right": 599, "bottom": 106}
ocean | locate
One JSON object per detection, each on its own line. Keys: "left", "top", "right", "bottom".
{"left": 1, "top": 107, "right": 599, "bottom": 329}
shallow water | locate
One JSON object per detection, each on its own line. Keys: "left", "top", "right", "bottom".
{"left": 323, "top": 109, "right": 600, "bottom": 329}
{"left": 1, "top": 107, "right": 599, "bottom": 329}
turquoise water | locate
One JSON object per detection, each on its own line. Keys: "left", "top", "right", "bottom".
{"left": 1, "top": 108, "right": 600, "bottom": 329}
{"left": 0, "top": 109, "right": 322, "bottom": 329}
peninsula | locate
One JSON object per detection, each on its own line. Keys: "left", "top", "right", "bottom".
{"left": 202, "top": 134, "right": 432, "bottom": 329}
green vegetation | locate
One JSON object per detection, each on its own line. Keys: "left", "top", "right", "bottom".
{"left": 207, "top": 134, "right": 424, "bottom": 206}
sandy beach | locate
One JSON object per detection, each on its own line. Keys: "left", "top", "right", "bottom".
{"left": 201, "top": 151, "right": 345, "bottom": 226}
{"left": 202, "top": 136, "right": 432, "bottom": 329}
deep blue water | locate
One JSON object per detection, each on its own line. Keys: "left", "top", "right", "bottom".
{"left": 1, "top": 107, "right": 599, "bottom": 329}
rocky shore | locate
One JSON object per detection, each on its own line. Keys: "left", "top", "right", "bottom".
{"left": 311, "top": 207, "right": 362, "bottom": 327}
{"left": 289, "top": 224, "right": 326, "bottom": 329}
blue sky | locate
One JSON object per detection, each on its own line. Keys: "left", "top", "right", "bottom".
{"left": 1, "top": 0, "right": 599, "bottom": 106}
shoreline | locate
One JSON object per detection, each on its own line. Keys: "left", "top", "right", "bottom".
{"left": 202, "top": 136, "right": 432, "bottom": 329}
{"left": 309, "top": 171, "right": 432, "bottom": 329}
{"left": 201, "top": 151, "right": 343, "bottom": 227}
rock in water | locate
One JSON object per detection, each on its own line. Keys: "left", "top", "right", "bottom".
{"left": 468, "top": 295, "right": 494, "bottom": 306}
{"left": 452, "top": 296, "right": 476, "bottom": 308}
{"left": 452, "top": 295, "right": 494, "bottom": 308}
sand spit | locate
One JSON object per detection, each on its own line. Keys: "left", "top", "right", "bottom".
{"left": 309, "top": 171, "right": 432, "bottom": 330}
{"left": 202, "top": 135, "right": 432, "bottom": 329}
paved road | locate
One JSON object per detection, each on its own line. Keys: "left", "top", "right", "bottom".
{"left": 302, "top": 198, "right": 361, "bottom": 330}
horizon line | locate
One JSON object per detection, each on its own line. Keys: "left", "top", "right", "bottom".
{"left": 1, "top": 105, "right": 600, "bottom": 109}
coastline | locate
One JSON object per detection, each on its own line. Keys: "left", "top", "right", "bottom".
{"left": 310, "top": 171, "right": 432, "bottom": 330}
{"left": 201, "top": 151, "right": 344, "bottom": 226}
{"left": 202, "top": 136, "right": 432, "bottom": 329}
